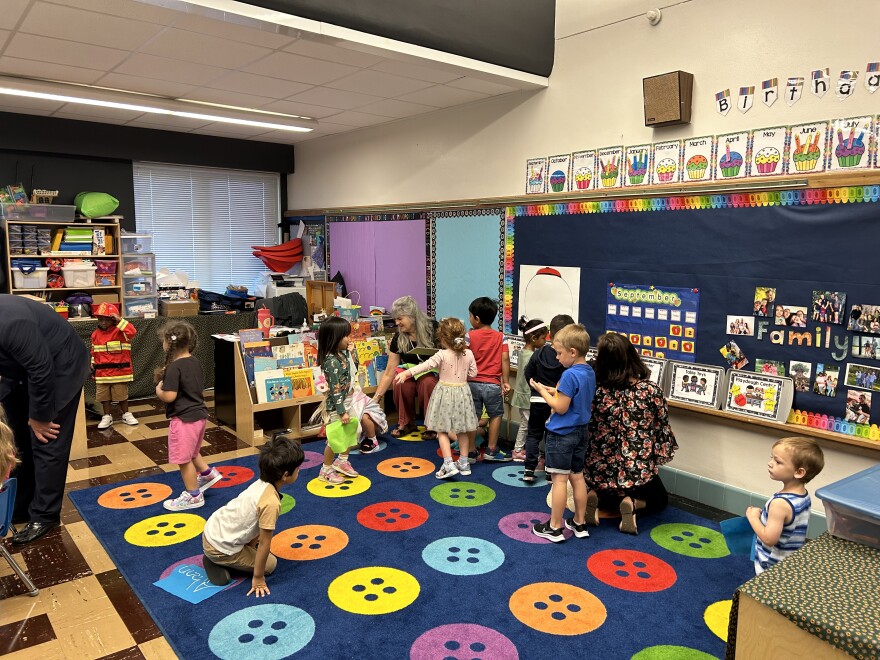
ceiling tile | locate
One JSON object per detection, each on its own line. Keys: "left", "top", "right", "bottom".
{"left": 170, "top": 13, "right": 296, "bottom": 50}
{"left": 47, "top": 0, "right": 182, "bottom": 25}
{"left": 0, "top": 56, "right": 104, "bottom": 85}
{"left": 287, "top": 86, "right": 383, "bottom": 110}
{"left": 0, "top": 29, "right": 9, "bottom": 50}
{"left": 19, "top": 2, "right": 163, "bottom": 51}
{"left": 204, "top": 72, "right": 311, "bottom": 100}
{"left": 325, "top": 69, "right": 434, "bottom": 97}
{"left": 185, "top": 87, "right": 276, "bottom": 110}
{"left": 140, "top": 28, "right": 271, "bottom": 70}
{"left": 397, "top": 85, "right": 488, "bottom": 108}
{"left": 356, "top": 98, "right": 435, "bottom": 119}
{"left": 0, "top": 0, "right": 29, "bottom": 30}
{"left": 447, "top": 77, "right": 519, "bottom": 95}
{"left": 243, "top": 51, "right": 357, "bottom": 86}
{"left": 322, "top": 111, "right": 390, "bottom": 128}
{"left": 311, "top": 122, "right": 355, "bottom": 135}
{"left": 369, "top": 60, "right": 462, "bottom": 84}
{"left": 246, "top": 129, "right": 313, "bottom": 144}
{"left": 282, "top": 39, "right": 384, "bottom": 68}
{"left": 95, "top": 72, "right": 196, "bottom": 98}
{"left": 5, "top": 33, "right": 129, "bottom": 70}
{"left": 259, "top": 99, "right": 342, "bottom": 119}
{"left": 122, "top": 120, "right": 196, "bottom": 134}
{"left": 0, "top": 103, "right": 55, "bottom": 117}
{"left": 113, "top": 53, "right": 226, "bottom": 87}
{"left": 53, "top": 104, "right": 144, "bottom": 121}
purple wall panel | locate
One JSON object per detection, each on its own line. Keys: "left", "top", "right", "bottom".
{"left": 374, "top": 220, "right": 426, "bottom": 312}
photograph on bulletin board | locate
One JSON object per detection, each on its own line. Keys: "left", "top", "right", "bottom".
{"left": 596, "top": 146, "right": 624, "bottom": 189}
{"left": 571, "top": 149, "right": 596, "bottom": 191}
{"left": 547, "top": 154, "right": 571, "bottom": 193}
{"left": 715, "top": 131, "right": 750, "bottom": 180}
{"left": 605, "top": 283, "right": 699, "bottom": 361}
{"left": 525, "top": 157, "right": 548, "bottom": 194}
{"left": 788, "top": 121, "right": 829, "bottom": 174}
{"left": 851, "top": 335, "right": 879, "bottom": 361}
{"left": 652, "top": 140, "right": 682, "bottom": 184}
{"left": 828, "top": 116, "right": 873, "bottom": 172}
{"left": 847, "top": 303, "right": 880, "bottom": 333}
{"left": 748, "top": 126, "right": 788, "bottom": 178}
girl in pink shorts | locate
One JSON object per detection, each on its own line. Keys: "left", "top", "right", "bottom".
{"left": 155, "top": 321, "right": 221, "bottom": 511}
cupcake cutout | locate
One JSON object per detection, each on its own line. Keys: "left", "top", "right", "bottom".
{"left": 792, "top": 133, "right": 822, "bottom": 172}
{"left": 686, "top": 155, "right": 708, "bottom": 180}
{"left": 754, "top": 147, "right": 780, "bottom": 174}
{"left": 834, "top": 127, "right": 865, "bottom": 167}
{"left": 574, "top": 166, "right": 593, "bottom": 190}
{"left": 719, "top": 144, "right": 743, "bottom": 177}
{"left": 656, "top": 158, "right": 677, "bottom": 182}
{"left": 549, "top": 170, "right": 567, "bottom": 192}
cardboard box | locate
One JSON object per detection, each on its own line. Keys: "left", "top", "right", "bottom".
{"left": 91, "top": 293, "right": 120, "bottom": 304}
{"left": 159, "top": 299, "right": 199, "bottom": 317}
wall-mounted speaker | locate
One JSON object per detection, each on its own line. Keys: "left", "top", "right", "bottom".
{"left": 643, "top": 71, "right": 693, "bottom": 127}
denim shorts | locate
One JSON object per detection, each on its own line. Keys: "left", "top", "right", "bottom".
{"left": 544, "top": 427, "right": 588, "bottom": 475}
{"left": 468, "top": 382, "right": 504, "bottom": 419}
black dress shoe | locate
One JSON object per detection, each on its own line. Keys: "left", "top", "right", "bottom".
{"left": 11, "top": 521, "right": 58, "bottom": 545}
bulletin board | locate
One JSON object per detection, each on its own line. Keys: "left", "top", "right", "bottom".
{"left": 432, "top": 210, "right": 505, "bottom": 326}
{"left": 327, "top": 216, "right": 428, "bottom": 312}
{"left": 507, "top": 187, "right": 880, "bottom": 424}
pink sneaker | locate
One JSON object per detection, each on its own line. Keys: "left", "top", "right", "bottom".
{"left": 512, "top": 449, "right": 526, "bottom": 462}
{"left": 536, "top": 457, "right": 546, "bottom": 472}
{"left": 319, "top": 466, "right": 345, "bottom": 484}
{"left": 332, "top": 457, "right": 359, "bottom": 478}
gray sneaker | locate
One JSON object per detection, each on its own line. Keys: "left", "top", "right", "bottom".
{"left": 483, "top": 448, "right": 512, "bottom": 462}
{"left": 456, "top": 459, "right": 472, "bottom": 476}
{"left": 435, "top": 461, "right": 460, "bottom": 479}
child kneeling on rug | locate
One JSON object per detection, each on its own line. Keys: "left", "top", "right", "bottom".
{"left": 201, "top": 435, "right": 304, "bottom": 596}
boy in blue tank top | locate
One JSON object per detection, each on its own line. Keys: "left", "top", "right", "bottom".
{"left": 748, "top": 436, "right": 824, "bottom": 574}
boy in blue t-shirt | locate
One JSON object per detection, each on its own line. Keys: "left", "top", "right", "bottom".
{"left": 529, "top": 324, "right": 596, "bottom": 542}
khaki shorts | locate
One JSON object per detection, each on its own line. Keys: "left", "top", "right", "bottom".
{"left": 95, "top": 382, "right": 130, "bottom": 403}
{"left": 203, "top": 536, "right": 277, "bottom": 575}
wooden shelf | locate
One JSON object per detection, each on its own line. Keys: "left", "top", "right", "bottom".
{"left": 668, "top": 400, "right": 880, "bottom": 452}
{"left": 11, "top": 286, "right": 121, "bottom": 292}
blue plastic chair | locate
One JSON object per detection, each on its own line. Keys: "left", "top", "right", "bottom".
{"left": 0, "top": 478, "right": 39, "bottom": 597}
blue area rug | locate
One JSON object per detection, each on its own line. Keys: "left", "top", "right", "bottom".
{"left": 69, "top": 432, "right": 752, "bottom": 660}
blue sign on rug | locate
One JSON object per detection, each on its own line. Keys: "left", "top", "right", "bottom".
{"left": 154, "top": 564, "right": 226, "bottom": 604}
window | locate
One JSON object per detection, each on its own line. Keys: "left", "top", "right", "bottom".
{"left": 133, "top": 162, "right": 280, "bottom": 293}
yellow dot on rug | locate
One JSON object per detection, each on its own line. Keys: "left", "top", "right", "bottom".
{"left": 124, "top": 513, "right": 204, "bottom": 547}
{"left": 397, "top": 425, "right": 427, "bottom": 441}
{"left": 306, "top": 475, "right": 371, "bottom": 498}
{"left": 704, "top": 599, "right": 732, "bottom": 641}
{"left": 328, "top": 566, "right": 420, "bottom": 615}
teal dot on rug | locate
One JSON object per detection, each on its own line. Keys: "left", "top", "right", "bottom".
{"left": 650, "top": 523, "right": 729, "bottom": 559}
{"left": 631, "top": 644, "right": 718, "bottom": 660}
{"left": 280, "top": 493, "right": 296, "bottom": 515}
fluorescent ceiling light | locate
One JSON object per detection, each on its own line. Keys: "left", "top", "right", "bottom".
{"left": 0, "top": 75, "right": 316, "bottom": 132}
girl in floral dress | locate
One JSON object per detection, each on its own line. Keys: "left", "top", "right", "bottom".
{"left": 585, "top": 333, "right": 678, "bottom": 534}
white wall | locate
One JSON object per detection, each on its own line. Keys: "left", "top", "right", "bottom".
{"left": 289, "top": 0, "right": 880, "bottom": 494}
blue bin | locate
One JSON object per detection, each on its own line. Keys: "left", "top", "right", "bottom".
{"left": 816, "top": 464, "right": 880, "bottom": 549}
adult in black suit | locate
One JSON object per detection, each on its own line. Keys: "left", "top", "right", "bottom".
{"left": 0, "top": 295, "right": 91, "bottom": 544}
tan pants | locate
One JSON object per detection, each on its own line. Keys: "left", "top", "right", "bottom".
{"left": 95, "top": 382, "right": 130, "bottom": 402}
{"left": 203, "top": 537, "right": 277, "bottom": 575}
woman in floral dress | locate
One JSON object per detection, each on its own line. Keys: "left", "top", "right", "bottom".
{"left": 586, "top": 333, "right": 678, "bottom": 534}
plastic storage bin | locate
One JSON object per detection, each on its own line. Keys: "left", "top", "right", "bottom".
{"left": 12, "top": 266, "right": 49, "bottom": 289}
{"left": 61, "top": 263, "right": 97, "bottom": 288}
{"left": 124, "top": 296, "right": 158, "bottom": 318}
{"left": 0, "top": 204, "right": 76, "bottom": 221}
{"left": 124, "top": 276, "right": 155, "bottom": 297}
{"left": 122, "top": 253, "right": 155, "bottom": 277}
{"left": 120, "top": 233, "right": 153, "bottom": 254}
{"left": 815, "top": 464, "right": 880, "bottom": 549}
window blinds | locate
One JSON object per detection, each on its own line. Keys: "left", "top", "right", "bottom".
{"left": 133, "top": 162, "right": 280, "bottom": 293}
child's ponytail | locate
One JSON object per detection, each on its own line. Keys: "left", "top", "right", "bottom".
{"left": 518, "top": 316, "right": 547, "bottom": 345}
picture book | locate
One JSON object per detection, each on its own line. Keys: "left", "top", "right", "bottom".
{"left": 354, "top": 338, "right": 384, "bottom": 365}
{"left": 239, "top": 329, "right": 264, "bottom": 346}
{"left": 287, "top": 368, "right": 315, "bottom": 398}
{"left": 254, "top": 369, "right": 284, "bottom": 404}
{"left": 287, "top": 332, "right": 317, "bottom": 344}
{"left": 244, "top": 342, "right": 273, "bottom": 385}
{"left": 303, "top": 341, "right": 318, "bottom": 367}
{"left": 253, "top": 356, "right": 278, "bottom": 373}
{"left": 273, "top": 343, "right": 305, "bottom": 365}
{"left": 264, "top": 376, "right": 293, "bottom": 403}
{"left": 349, "top": 321, "right": 371, "bottom": 342}
{"left": 312, "top": 367, "right": 328, "bottom": 393}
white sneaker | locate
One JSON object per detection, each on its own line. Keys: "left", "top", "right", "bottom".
{"left": 97, "top": 414, "right": 113, "bottom": 430}
{"left": 121, "top": 412, "right": 139, "bottom": 426}
{"left": 197, "top": 468, "right": 223, "bottom": 492}
{"left": 164, "top": 490, "right": 204, "bottom": 511}
{"left": 435, "top": 461, "right": 460, "bottom": 479}
{"left": 456, "top": 459, "right": 472, "bottom": 476}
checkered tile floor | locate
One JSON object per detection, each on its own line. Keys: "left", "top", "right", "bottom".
{"left": 0, "top": 393, "right": 260, "bottom": 659}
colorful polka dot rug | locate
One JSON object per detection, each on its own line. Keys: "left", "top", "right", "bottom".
{"left": 69, "top": 427, "right": 753, "bottom": 660}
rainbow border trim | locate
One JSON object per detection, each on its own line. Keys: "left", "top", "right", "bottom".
{"left": 503, "top": 185, "right": 880, "bottom": 331}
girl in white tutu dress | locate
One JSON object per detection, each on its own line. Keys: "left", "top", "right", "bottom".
{"left": 395, "top": 317, "right": 478, "bottom": 478}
